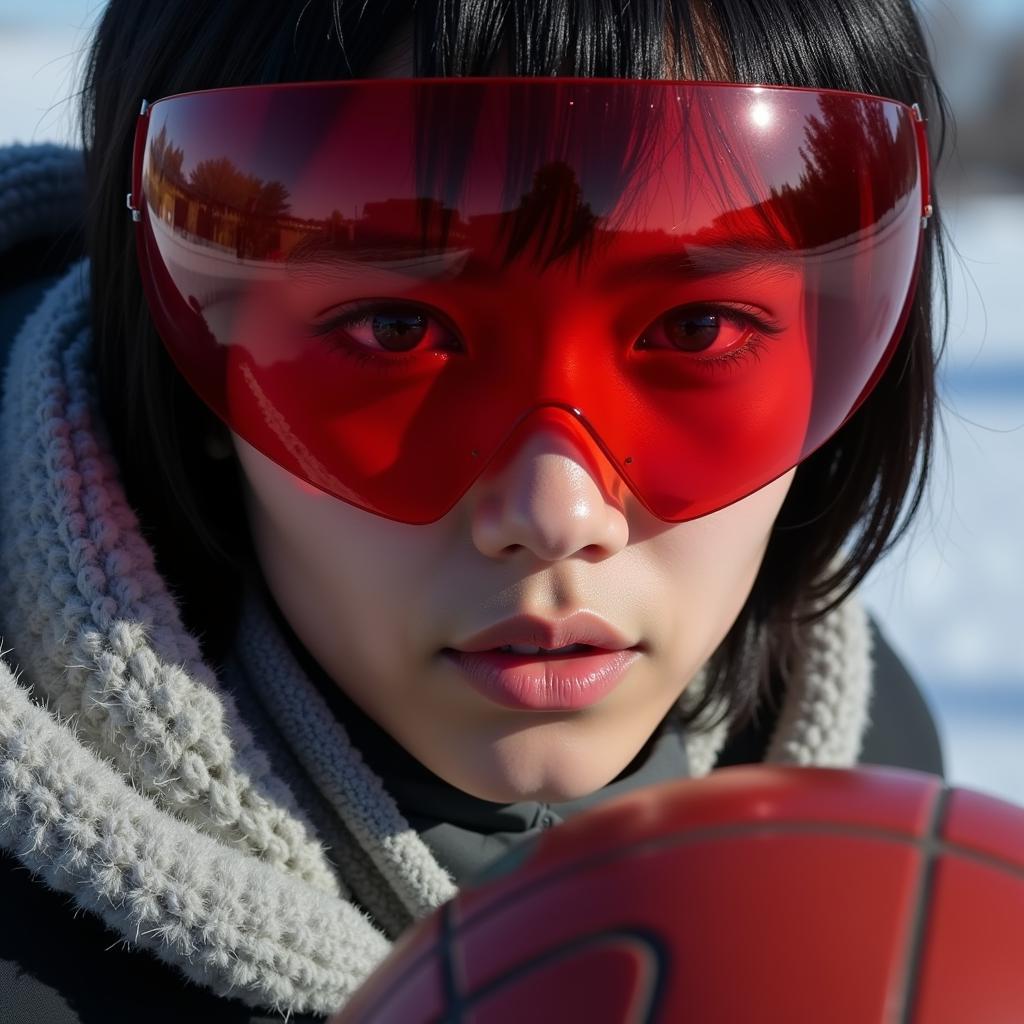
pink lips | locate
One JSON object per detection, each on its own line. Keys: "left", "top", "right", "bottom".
{"left": 444, "top": 611, "right": 642, "bottom": 711}
{"left": 443, "top": 647, "right": 641, "bottom": 711}
{"left": 453, "top": 611, "right": 637, "bottom": 654}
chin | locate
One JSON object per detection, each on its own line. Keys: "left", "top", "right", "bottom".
{"left": 465, "top": 779, "right": 594, "bottom": 805}
{"left": 445, "top": 749, "right": 629, "bottom": 805}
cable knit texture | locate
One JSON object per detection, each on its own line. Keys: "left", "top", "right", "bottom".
{"left": 233, "top": 588, "right": 458, "bottom": 921}
{"left": 0, "top": 144, "right": 874, "bottom": 1017}
{"left": 0, "top": 144, "right": 85, "bottom": 252}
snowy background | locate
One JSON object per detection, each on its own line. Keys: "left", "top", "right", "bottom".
{"left": 2, "top": 0, "right": 1021, "bottom": 803}
{"left": 860, "top": 195, "right": 1024, "bottom": 803}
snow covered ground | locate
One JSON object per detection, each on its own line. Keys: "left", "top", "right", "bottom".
{"left": 860, "top": 196, "right": 1024, "bottom": 804}
{"left": 3, "top": 8, "right": 1023, "bottom": 805}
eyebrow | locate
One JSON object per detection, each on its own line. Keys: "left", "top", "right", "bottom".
{"left": 285, "top": 242, "right": 469, "bottom": 280}
{"left": 601, "top": 237, "right": 803, "bottom": 284}
{"left": 285, "top": 232, "right": 801, "bottom": 283}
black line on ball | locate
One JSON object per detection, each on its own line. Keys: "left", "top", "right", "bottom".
{"left": 439, "top": 902, "right": 464, "bottom": 1022}
{"left": 458, "top": 926, "right": 671, "bottom": 1022}
{"left": 896, "top": 784, "right": 952, "bottom": 1024}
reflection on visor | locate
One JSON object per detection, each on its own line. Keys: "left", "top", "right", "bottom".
{"left": 132, "top": 78, "right": 929, "bottom": 524}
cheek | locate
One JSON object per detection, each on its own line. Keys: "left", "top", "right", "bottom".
{"left": 232, "top": 434, "right": 440, "bottom": 667}
{"left": 647, "top": 469, "right": 795, "bottom": 658}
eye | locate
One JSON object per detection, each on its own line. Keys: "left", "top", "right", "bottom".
{"left": 311, "top": 300, "right": 461, "bottom": 355}
{"left": 635, "top": 303, "right": 781, "bottom": 358}
{"left": 665, "top": 310, "right": 722, "bottom": 351}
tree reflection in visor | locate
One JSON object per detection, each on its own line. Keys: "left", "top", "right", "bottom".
{"left": 129, "top": 78, "right": 932, "bottom": 524}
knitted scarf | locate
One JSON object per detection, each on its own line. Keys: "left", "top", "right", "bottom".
{"left": 0, "top": 143, "right": 873, "bottom": 1018}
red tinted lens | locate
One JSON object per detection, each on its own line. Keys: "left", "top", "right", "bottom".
{"left": 133, "top": 79, "right": 926, "bottom": 523}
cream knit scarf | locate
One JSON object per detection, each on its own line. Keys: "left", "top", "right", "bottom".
{"left": 0, "top": 145, "right": 873, "bottom": 1018}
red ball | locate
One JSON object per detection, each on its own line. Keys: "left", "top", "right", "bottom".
{"left": 332, "top": 766, "right": 1024, "bottom": 1023}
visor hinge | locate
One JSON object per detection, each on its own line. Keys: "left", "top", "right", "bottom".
{"left": 126, "top": 99, "right": 150, "bottom": 223}
{"left": 911, "top": 103, "right": 934, "bottom": 229}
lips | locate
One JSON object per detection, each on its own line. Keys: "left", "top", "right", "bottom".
{"left": 443, "top": 647, "right": 641, "bottom": 711}
{"left": 449, "top": 611, "right": 639, "bottom": 655}
{"left": 443, "top": 611, "right": 642, "bottom": 710}
{"left": 494, "top": 642, "right": 594, "bottom": 656}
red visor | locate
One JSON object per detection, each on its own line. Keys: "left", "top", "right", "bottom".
{"left": 129, "top": 78, "right": 932, "bottom": 524}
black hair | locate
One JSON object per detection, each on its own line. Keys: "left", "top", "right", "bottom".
{"left": 79, "top": 0, "right": 950, "bottom": 733}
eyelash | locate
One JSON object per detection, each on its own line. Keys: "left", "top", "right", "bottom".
{"left": 310, "top": 300, "right": 453, "bottom": 372}
{"left": 639, "top": 303, "right": 783, "bottom": 373}
{"left": 310, "top": 300, "right": 783, "bottom": 373}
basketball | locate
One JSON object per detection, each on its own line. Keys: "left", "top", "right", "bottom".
{"left": 331, "top": 765, "right": 1024, "bottom": 1023}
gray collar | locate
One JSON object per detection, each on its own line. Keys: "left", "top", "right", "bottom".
{"left": 415, "top": 722, "right": 689, "bottom": 883}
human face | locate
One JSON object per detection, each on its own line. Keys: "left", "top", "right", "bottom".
{"left": 231, "top": 24, "right": 797, "bottom": 804}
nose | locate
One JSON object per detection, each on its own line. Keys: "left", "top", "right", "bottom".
{"left": 466, "top": 409, "right": 630, "bottom": 562}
